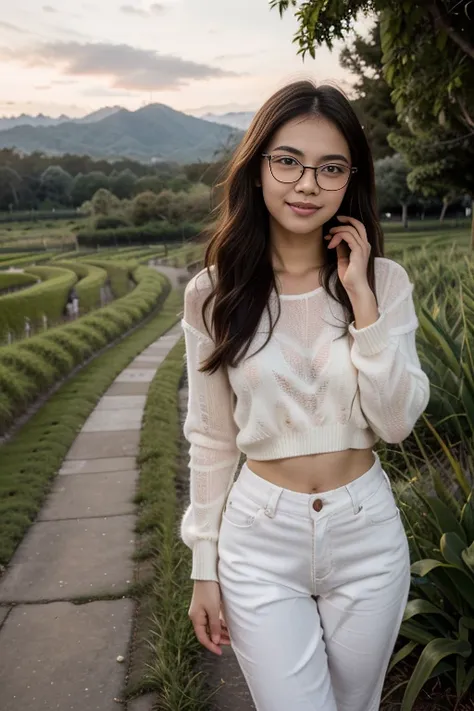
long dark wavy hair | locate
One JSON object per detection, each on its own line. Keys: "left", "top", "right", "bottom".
{"left": 198, "top": 79, "right": 384, "bottom": 375}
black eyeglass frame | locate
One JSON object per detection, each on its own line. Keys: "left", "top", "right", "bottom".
{"left": 261, "top": 153, "right": 358, "bottom": 191}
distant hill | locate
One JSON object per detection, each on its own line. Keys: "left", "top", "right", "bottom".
{"left": 0, "top": 106, "right": 123, "bottom": 131}
{"left": 201, "top": 111, "right": 255, "bottom": 130}
{"left": 0, "top": 104, "right": 243, "bottom": 163}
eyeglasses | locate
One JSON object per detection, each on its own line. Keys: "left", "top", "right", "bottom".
{"left": 261, "top": 153, "right": 358, "bottom": 191}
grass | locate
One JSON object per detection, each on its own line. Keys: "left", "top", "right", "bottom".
{"left": 0, "top": 218, "right": 84, "bottom": 249}
{"left": 123, "top": 337, "right": 216, "bottom": 709}
{"left": 0, "top": 286, "right": 184, "bottom": 567}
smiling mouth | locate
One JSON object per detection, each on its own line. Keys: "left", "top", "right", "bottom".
{"left": 286, "top": 202, "right": 322, "bottom": 215}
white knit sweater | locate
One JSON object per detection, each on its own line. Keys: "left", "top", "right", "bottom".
{"left": 180, "top": 257, "right": 430, "bottom": 581}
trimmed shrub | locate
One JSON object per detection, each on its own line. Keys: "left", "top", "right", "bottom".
{"left": 76, "top": 220, "right": 203, "bottom": 248}
{"left": 0, "top": 266, "right": 76, "bottom": 341}
{"left": 52, "top": 260, "right": 108, "bottom": 312}
{"left": 0, "top": 272, "right": 38, "bottom": 294}
{"left": 0, "top": 266, "right": 171, "bottom": 434}
{"left": 79, "top": 258, "right": 136, "bottom": 299}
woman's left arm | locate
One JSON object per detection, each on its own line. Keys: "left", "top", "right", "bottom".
{"left": 348, "top": 259, "right": 431, "bottom": 444}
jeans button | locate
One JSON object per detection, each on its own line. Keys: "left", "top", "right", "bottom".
{"left": 312, "top": 498, "right": 323, "bottom": 512}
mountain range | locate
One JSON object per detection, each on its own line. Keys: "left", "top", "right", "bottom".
{"left": 0, "top": 104, "right": 246, "bottom": 163}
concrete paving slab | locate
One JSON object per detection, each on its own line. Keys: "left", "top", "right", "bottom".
{"left": 82, "top": 409, "right": 143, "bottom": 432}
{"left": 127, "top": 359, "right": 163, "bottom": 370}
{"left": 0, "top": 600, "right": 134, "bottom": 711}
{"left": 38, "top": 471, "right": 138, "bottom": 521}
{"left": 106, "top": 382, "right": 151, "bottom": 396}
{"left": 133, "top": 355, "right": 165, "bottom": 364}
{"left": 128, "top": 692, "right": 156, "bottom": 711}
{"left": 96, "top": 396, "right": 147, "bottom": 410}
{"left": 65, "top": 431, "right": 140, "bottom": 459}
{"left": 114, "top": 369, "right": 155, "bottom": 383}
{"left": 0, "top": 606, "right": 10, "bottom": 627}
{"left": 0, "top": 515, "right": 136, "bottom": 602}
{"left": 60, "top": 457, "right": 137, "bottom": 475}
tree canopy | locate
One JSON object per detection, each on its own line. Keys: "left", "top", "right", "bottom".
{"left": 270, "top": 0, "right": 474, "bottom": 133}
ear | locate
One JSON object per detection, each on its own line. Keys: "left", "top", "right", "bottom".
{"left": 255, "top": 177, "right": 261, "bottom": 187}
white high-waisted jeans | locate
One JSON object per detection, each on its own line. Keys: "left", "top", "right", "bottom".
{"left": 217, "top": 450, "right": 411, "bottom": 711}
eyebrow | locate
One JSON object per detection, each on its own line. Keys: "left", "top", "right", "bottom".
{"left": 271, "top": 145, "right": 350, "bottom": 165}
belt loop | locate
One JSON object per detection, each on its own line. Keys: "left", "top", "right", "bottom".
{"left": 264, "top": 486, "right": 283, "bottom": 518}
{"left": 345, "top": 483, "right": 362, "bottom": 515}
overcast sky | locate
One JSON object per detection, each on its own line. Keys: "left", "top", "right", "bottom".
{"left": 0, "top": 1, "right": 375, "bottom": 118}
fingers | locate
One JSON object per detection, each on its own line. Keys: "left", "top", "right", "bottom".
{"left": 326, "top": 219, "right": 370, "bottom": 253}
{"left": 190, "top": 606, "right": 223, "bottom": 656}
{"left": 219, "top": 610, "right": 231, "bottom": 645}
{"left": 337, "top": 215, "right": 366, "bottom": 238}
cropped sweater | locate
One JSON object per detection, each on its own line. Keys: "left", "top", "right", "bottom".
{"left": 179, "top": 257, "right": 431, "bottom": 581}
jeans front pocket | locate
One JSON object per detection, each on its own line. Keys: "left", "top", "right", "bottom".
{"left": 363, "top": 471, "right": 400, "bottom": 526}
{"left": 222, "top": 484, "right": 263, "bottom": 530}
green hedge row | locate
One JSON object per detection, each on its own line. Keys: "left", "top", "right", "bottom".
{"left": 0, "top": 252, "right": 60, "bottom": 269}
{"left": 52, "top": 261, "right": 108, "bottom": 312}
{"left": 0, "top": 265, "right": 171, "bottom": 435}
{"left": 80, "top": 258, "right": 137, "bottom": 298}
{"left": 0, "top": 266, "right": 76, "bottom": 340}
{"left": 77, "top": 220, "right": 203, "bottom": 248}
{"left": 0, "top": 287, "right": 182, "bottom": 568}
{"left": 91, "top": 246, "right": 167, "bottom": 262}
{"left": 0, "top": 271, "right": 39, "bottom": 294}
{"left": 0, "top": 252, "right": 29, "bottom": 263}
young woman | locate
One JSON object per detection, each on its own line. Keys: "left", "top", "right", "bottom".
{"left": 179, "top": 80, "right": 430, "bottom": 711}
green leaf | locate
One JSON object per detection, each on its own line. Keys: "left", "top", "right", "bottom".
{"left": 441, "top": 532, "right": 473, "bottom": 575}
{"left": 400, "top": 620, "right": 437, "bottom": 645}
{"left": 461, "top": 493, "right": 474, "bottom": 540}
{"left": 401, "top": 639, "right": 471, "bottom": 711}
{"left": 410, "top": 558, "right": 474, "bottom": 609}
{"left": 403, "top": 598, "right": 456, "bottom": 628}
{"left": 460, "top": 617, "right": 474, "bottom": 630}
{"left": 411, "top": 559, "right": 453, "bottom": 576}
{"left": 388, "top": 640, "right": 418, "bottom": 673}
{"left": 461, "top": 541, "right": 474, "bottom": 573}
{"left": 422, "top": 415, "right": 471, "bottom": 497}
{"left": 424, "top": 496, "right": 467, "bottom": 542}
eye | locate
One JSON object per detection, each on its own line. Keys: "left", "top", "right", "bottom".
{"left": 272, "top": 155, "right": 299, "bottom": 166}
{"left": 320, "top": 164, "right": 346, "bottom": 174}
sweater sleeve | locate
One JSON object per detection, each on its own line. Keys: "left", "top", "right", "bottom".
{"left": 180, "top": 270, "right": 241, "bottom": 582}
{"left": 348, "top": 258, "right": 430, "bottom": 444}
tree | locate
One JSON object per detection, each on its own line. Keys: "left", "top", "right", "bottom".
{"left": 131, "top": 191, "right": 161, "bottom": 226}
{"left": 71, "top": 171, "right": 110, "bottom": 206}
{"left": 0, "top": 167, "right": 22, "bottom": 210}
{"left": 90, "top": 188, "right": 121, "bottom": 217}
{"left": 133, "top": 175, "right": 164, "bottom": 195}
{"left": 270, "top": 1, "right": 474, "bottom": 132}
{"left": 374, "top": 154, "right": 415, "bottom": 227}
{"left": 339, "top": 20, "right": 406, "bottom": 160}
{"left": 388, "top": 126, "right": 474, "bottom": 239}
{"left": 38, "top": 165, "right": 74, "bottom": 206}
{"left": 109, "top": 168, "right": 137, "bottom": 200}
{"left": 272, "top": 0, "right": 474, "bottom": 244}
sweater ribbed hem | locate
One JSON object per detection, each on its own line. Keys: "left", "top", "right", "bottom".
{"left": 242, "top": 425, "right": 377, "bottom": 461}
{"left": 191, "top": 539, "right": 219, "bottom": 582}
{"left": 348, "top": 310, "right": 390, "bottom": 356}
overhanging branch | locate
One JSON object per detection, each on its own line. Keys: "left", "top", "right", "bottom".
{"left": 427, "top": 0, "right": 474, "bottom": 59}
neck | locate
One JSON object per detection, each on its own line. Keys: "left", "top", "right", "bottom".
{"left": 269, "top": 219, "right": 326, "bottom": 275}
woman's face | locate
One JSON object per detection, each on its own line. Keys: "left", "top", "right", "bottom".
{"left": 260, "top": 115, "right": 352, "bottom": 236}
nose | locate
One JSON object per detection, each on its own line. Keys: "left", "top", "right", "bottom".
{"left": 295, "top": 166, "right": 320, "bottom": 194}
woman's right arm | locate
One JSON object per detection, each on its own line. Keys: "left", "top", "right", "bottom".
{"left": 180, "top": 271, "right": 241, "bottom": 582}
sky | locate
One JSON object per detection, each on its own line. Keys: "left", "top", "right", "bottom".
{"left": 0, "top": 1, "right": 375, "bottom": 118}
